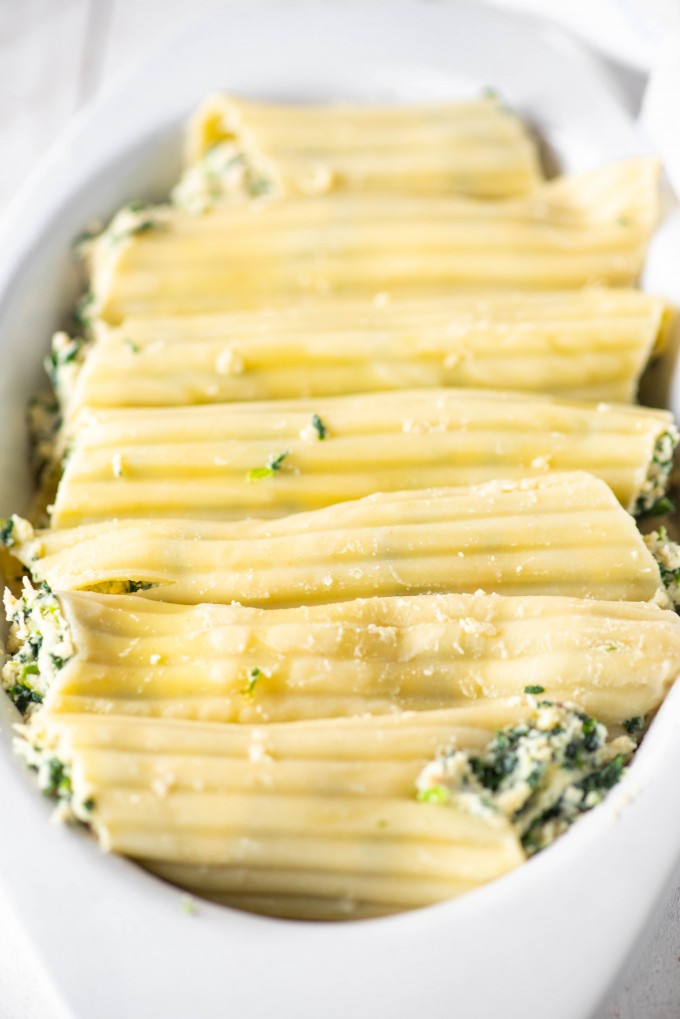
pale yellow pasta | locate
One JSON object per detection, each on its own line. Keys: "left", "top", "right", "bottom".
{"left": 13, "top": 474, "right": 668, "bottom": 606}
{"left": 31, "top": 591, "right": 680, "bottom": 725}
{"left": 182, "top": 92, "right": 542, "bottom": 199}
{"left": 90, "top": 160, "right": 659, "bottom": 322}
{"left": 39, "top": 703, "right": 520, "bottom": 758}
{"left": 26, "top": 709, "right": 525, "bottom": 918}
{"left": 49, "top": 388, "right": 676, "bottom": 527}
{"left": 58, "top": 290, "right": 669, "bottom": 416}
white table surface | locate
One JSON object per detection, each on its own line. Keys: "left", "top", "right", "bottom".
{"left": 0, "top": 1, "right": 679, "bottom": 1016}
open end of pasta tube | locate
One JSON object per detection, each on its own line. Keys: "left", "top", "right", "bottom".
{"left": 0, "top": 515, "right": 173, "bottom": 598}
{"left": 416, "top": 700, "right": 637, "bottom": 856}
{"left": 171, "top": 141, "right": 280, "bottom": 214}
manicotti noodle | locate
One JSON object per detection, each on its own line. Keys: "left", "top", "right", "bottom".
{"left": 54, "top": 290, "right": 669, "bottom": 417}
{"left": 48, "top": 388, "right": 677, "bottom": 527}
{"left": 181, "top": 92, "right": 543, "bottom": 200}
{"left": 6, "top": 589, "right": 679, "bottom": 727}
{"left": 89, "top": 159, "right": 659, "bottom": 322}
{"left": 8, "top": 474, "right": 671, "bottom": 607}
{"left": 23, "top": 709, "right": 527, "bottom": 919}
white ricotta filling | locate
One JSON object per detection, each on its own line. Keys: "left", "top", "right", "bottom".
{"left": 417, "top": 700, "right": 635, "bottom": 853}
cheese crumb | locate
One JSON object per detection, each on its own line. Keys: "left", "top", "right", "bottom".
{"left": 215, "top": 348, "right": 244, "bottom": 376}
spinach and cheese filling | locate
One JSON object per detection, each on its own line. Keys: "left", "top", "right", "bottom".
{"left": 16, "top": 734, "right": 95, "bottom": 824}
{"left": 26, "top": 332, "right": 89, "bottom": 514}
{"left": 644, "top": 527, "right": 680, "bottom": 609}
{"left": 172, "top": 141, "right": 278, "bottom": 213}
{"left": 416, "top": 701, "right": 636, "bottom": 854}
{"left": 27, "top": 392, "right": 63, "bottom": 491}
{"left": 1, "top": 579, "right": 73, "bottom": 716}
{"left": 44, "top": 331, "right": 88, "bottom": 410}
{"left": 634, "top": 426, "right": 679, "bottom": 516}
{"left": 95, "top": 202, "right": 170, "bottom": 249}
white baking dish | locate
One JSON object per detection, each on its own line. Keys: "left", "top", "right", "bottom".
{"left": 1, "top": 3, "right": 679, "bottom": 1017}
